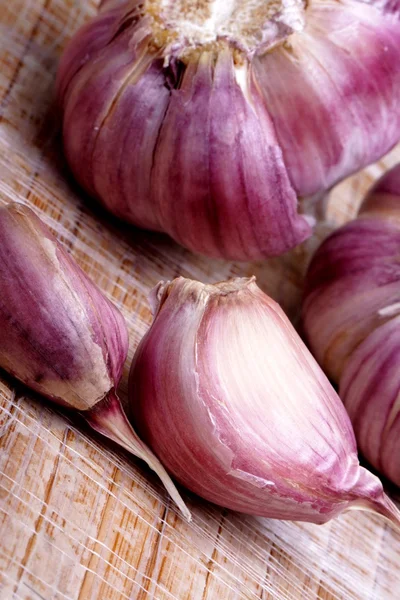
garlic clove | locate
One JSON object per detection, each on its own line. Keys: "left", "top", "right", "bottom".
{"left": 129, "top": 276, "right": 400, "bottom": 526}
{"left": 150, "top": 49, "right": 311, "bottom": 259}
{"left": 56, "top": 3, "right": 125, "bottom": 105}
{"left": 0, "top": 203, "right": 190, "bottom": 520}
{"left": 59, "top": 14, "right": 154, "bottom": 199}
{"left": 0, "top": 203, "right": 127, "bottom": 410}
{"left": 254, "top": 0, "right": 400, "bottom": 198}
{"left": 90, "top": 56, "right": 170, "bottom": 231}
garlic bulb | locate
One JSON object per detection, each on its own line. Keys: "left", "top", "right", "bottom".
{"left": 302, "top": 164, "right": 400, "bottom": 486}
{"left": 0, "top": 203, "right": 190, "bottom": 520}
{"left": 128, "top": 276, "right": 400, "bottom": 526}
{"left": 56, "top": 0, "right": 400, "bottom": 260}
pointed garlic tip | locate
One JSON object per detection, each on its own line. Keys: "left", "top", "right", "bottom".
{"left": 368, "top": 496, "right": 400, "bottom": 532}
{"left": 85, "top": 390, "right": 191, "bottom": 521}
{"left": 348, "top": 467, "right": 400, "bottom": 532}
{"left": 0, "top": 202, "right": 190, "bottom": 520}
{"left": 56, "top": 0, "right": 400, "bottom": 260}
{"left": 128, "top": 276, "right": 400, "bottom": 526}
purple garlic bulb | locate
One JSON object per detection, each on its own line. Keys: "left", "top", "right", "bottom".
{"left": 56, "top": 0, "right": 400, "bottom": 260}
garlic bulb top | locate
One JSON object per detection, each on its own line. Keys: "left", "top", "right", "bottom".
{"left": 129, "top": 276, "right": 400, "bottom": 526}
{"left": 0, "top": 203, "right": 128, "bottom": 411}
{"left": 57, "top": 0, "right": 400, "bottom": 260}
{"left": 302, "top": 164, "right": 400, "bottom": 486}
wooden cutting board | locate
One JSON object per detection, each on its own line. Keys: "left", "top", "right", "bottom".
{"left": 1, "top": 1, "right": 400, "bottom": 598}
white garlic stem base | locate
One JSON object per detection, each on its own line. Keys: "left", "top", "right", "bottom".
{"left": 147, "top": 0, "right": 305, "bottom": 53}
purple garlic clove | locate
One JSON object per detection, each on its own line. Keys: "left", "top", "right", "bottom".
{"left": 128, "top": 276, "right": 400, "bottom": 527}
{"left": 0, "top": 202, "right": 190, "bottom": 520}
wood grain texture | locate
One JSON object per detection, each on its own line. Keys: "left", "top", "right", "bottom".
{"left": 1, "top": 1, "right": 400, "bottom": 599}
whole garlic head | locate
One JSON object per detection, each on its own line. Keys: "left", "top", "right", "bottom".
{"left": 57, "top": 0, "right": 400, "bottom": 260}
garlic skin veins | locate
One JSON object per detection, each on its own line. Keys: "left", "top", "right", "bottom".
{"left": 129, "top": 276, "right": 400, "bottom": 526}
{"left": 56, "top": 0, "right": 400, "bottom": 260}
{"left": 303, "top": 164, "right": 400, "bottom": 488}
{"left": 0, "top": 203, "right": 190, "bottom": 520}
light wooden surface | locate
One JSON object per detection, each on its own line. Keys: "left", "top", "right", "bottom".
{"left": 1, "top": 1, "right": 400, "bottom": 599}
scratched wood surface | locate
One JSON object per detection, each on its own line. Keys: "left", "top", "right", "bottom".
{"left": 1, "top": 1, "right": 400, "bottom": 599}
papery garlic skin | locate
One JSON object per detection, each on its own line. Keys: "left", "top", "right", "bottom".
{"left": 0, "top": 203, "right": 128, "bottom": 411}
{"left": 56, "top": 0, "right": 400, "bottom": 260}
{"left": 303, "top": 164, "right": 400, "bottom": 487}
{"left": 129, "top": 276, "right": 399, "bottom": 525}
{"left": 0, "top": 203, "right": 191, "bottom": 520}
